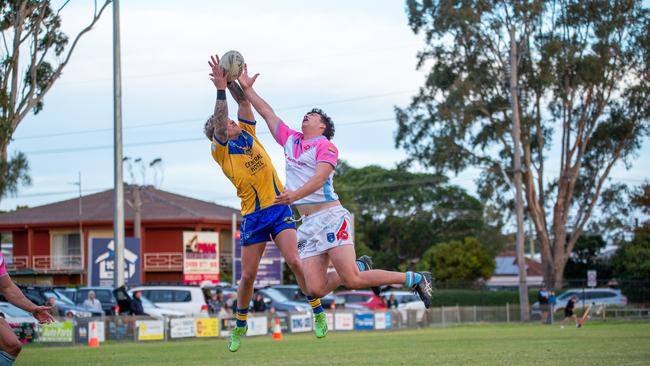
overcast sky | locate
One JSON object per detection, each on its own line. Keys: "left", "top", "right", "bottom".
{"left": 3, "top": 0, "right": 648, "bottom": 215}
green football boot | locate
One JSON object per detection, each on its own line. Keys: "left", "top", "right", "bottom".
{"left": 314, "top": 312, "right": 328, "bottom": 339}
{"left": 228, "top": 325, "right": 247, "bottom": 352}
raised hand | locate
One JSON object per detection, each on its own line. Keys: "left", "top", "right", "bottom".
{"left": 237, "top": 64, "right": 259, "bottom": 89}
{"left": 208, "top": 54, "right": 227, "bottom": 89}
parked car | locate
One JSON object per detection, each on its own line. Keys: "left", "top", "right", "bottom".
{"left": 131, "top": 286, "right": 209, "bottom": 315}
{"left": 75, "top": 287, "right": 121, "bottom": 315}
{"left": 335, "top": 290, "right": 387, "bottom": 310}
{"left": 54, "top": 288, "right": 77, "bottom": 303}
{"left": 532, "top": 288, "right": 628, "bottom": 316}
{"left": 253, "top": 288, "right": 311, "bottom": 313}
{"left": 13, "top": 285, "right": 101, "bottom": 318}
{"left": 127, "top": 290, "right": 184, "bottom": 318}
{"left": 272, "top": 284, "right": 345, "bottom": 309}
{"left": 385, "top": 290, "right": 426, "bottom": 321}
{"left": 0, "top": 302, "right": 38, "bottom": 324}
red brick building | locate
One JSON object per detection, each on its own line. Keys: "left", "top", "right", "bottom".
{"left": 0, "top": 186, "right": 240, "bottom": 285}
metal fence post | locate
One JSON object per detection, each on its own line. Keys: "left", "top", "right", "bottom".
{"left": 506, "top": 303, "right": 510, "bottom": 323}
{"left": 441, "top": 306, "right": 445, "bottom": 327}
{"left": 473, "top": 305, "right": 477, "bottom": 323}
{"left": 456, "top": 305, "right": 461, "bottom": 323}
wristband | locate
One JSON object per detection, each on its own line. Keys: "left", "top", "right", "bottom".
{"left": 217, "top": 90, "right": 226, "bottom": 100}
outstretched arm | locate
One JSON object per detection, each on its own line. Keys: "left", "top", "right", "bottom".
{"left": 227, "top": 81, "right": 255, "bottom": 123}
{"left": 206, "top": 54, "right": 230, "bottom": 142}
{"left": 237, "top": 64, "right": 282, "bottom": 140}
{"left": 0, "top": 276, "right": 54, "bottom": 323}
{"left": 274, "top": 163, "right": 334, "bottom": 205}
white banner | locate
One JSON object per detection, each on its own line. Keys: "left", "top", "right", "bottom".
{"left": 89, "top": 321, "right": 105, "bottom": 342}
{"left": 374, "top": 312, "right": 387, "bottom": 330}
{"left": 183, "top": 232, "right": 220, "bottom": 283}
{"left": 290, "top": 313, "right": 312, "bottom": 333}
{"left": 136, "top": 320, "right": 164, "bottom": 341}
{"left": 247, "top": 316, "right": 268, "bottom": 336}
{"left": 326, "top": 312, "right": 334, "bottom": 331}
{"left": 334, "top": 313, "right": 354, "bottom": 330}
{"left": 170, "top": 318, "right": 196, "bottom": 339}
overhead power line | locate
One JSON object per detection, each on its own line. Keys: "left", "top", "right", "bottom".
{"left": 15, "top": 90, "right": 413, "bottom": 141}
{"left": 23, "top": 117, "right": 396, "bottom": 156}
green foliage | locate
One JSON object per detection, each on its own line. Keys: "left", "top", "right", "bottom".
{"left": 563, "top": 233, "right": 613, "bottom": 280}
{"left": 335, "top": 162, "right": 506, "bottom": 270}
{"left": 613, "top": 232, "right": 650, "bottom": 304}
{"left": 399, "top": 0, "right": 650, "bottom": 287}
{"left": 0, "top": 1, "right": 110, "bottom": 202}
{"left": 428, "top": 288, "right": 539, "bottom": 307}
{"left": 416, "top": 237, "right": 495, "bottom": 284}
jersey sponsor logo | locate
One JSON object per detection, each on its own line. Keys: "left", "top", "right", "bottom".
{"left": 244, "top": 153, "right": 266, "bottom": 174}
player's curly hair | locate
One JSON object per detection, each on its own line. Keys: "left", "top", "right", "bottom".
{"left": 310, "top": 108, "right": 334, "bottom": 140}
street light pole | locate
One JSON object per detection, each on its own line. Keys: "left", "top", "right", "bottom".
{"left": 113, "top": 0, "right": 125, "bottom": 288}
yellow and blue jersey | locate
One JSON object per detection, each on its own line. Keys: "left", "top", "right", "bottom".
{"left": 211, "top": 118, "right": 284, "bottom": 216}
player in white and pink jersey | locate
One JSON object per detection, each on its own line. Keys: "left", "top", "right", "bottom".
{"left": 0, "top": 253, "right": 54, "bottom": 365}
{"left": 238, "top": 64, "right": 433, "bottom": 309}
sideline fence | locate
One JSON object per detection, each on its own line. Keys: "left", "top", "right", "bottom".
{"left": 11, "top": 304, "right": 650, "bottom": 346}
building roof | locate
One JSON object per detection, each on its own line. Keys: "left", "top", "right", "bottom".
{"left": 493, "top": 250, "right": 543, "bottom": 277}
{"left": 0, "top": 186, "right": 240, "bottom": 227}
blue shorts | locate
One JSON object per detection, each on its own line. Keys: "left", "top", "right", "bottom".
{"left": 240, "top": 205, "right": 296, "bottom": 246}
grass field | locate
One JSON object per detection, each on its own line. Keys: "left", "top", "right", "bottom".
{"left": 18, "top": 322, "right": 650, "bottom": 366}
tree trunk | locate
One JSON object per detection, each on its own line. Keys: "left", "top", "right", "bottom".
{"left": 509, "top": 27, "right": 530, "bottom": 321}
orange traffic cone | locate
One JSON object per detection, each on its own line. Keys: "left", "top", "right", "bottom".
{"left": 272, "top": 318, "right": 283, "bottom": 341}
{"left": 88, "top": 322, "right": 100, "bottom": 348}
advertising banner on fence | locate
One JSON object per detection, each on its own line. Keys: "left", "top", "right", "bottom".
{"left": 247, "top": 316, "right": 268, "bottom": 336}
{"left": 326, "top": 312, "right": 334, "bottom": 331}
{"left": 354, "top": 313, "right": 375, "bottom": 330}
{"left": 91, "top": 238, "right": 141, "bottom": 287}
{"left": 374, "top": 312, "right": 392, "bottom": 330}
{"left": 39, "top": 322, "right": 74, "bottom": 342}
{"left": 290, "top": 313, "right": 312, "bottom": 333}
{"left": 195, "top": 318, "right": 219, "bottom": 337}
{"left": 234, "top": 241, "right": 282, "bottom": 286}
{"left": 136, "top": 320, "right": 164, "bottom": 341}
{"left": 89, "top": 321, "right": 105, "bottom": 342}
{"left": 334, "top": 313, "right": 354, "bottom": 330}
{"left": 170, "top": 318, "right": 196, "bottom": 339}
{"left": 183, "top": 232, "right": 219, "bottom": 284}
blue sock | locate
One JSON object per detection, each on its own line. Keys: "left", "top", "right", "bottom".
{"left": 0, "top": 351, "right": 15, "bottom": 366}
{"left": 235, "top": 307, "right": 248, "bottom": 328}
{"left": 405, "top": 272, "right": 423, "bottom": 287}
{"left": 356, "top": 260, "right": 367, "bottom": 272}
{"left": 306, "top": 296, "right": 324, "bottom": 314}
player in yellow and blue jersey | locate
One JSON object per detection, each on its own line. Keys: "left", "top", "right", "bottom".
{"left": 204, "top": 53, "right": 329, "bottom": 352}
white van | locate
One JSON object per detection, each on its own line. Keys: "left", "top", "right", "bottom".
{"left": 130, "top": 286, "right": 209, "bottom": 316}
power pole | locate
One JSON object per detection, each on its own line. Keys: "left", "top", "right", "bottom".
{"left": 113, "top": 0, "right": 125, "bottom": 288}
{"left": 509, "top": 25, "right": 530, "bottom": 322}
{"left": 70, "top": 172, "right": 86, "bottom": 285}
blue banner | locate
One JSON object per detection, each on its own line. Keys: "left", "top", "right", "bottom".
{"left": 354, "top": 313, "right": 375, "bottom": 330}
{"left": 91, "top": 238, "right": 141, "bottom": 287}
{"left": 234, "top": 241, "right": 283, "bottom": 287}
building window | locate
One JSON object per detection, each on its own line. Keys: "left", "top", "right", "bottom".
{"left": 52, "top": 233, "right": 81, "bottom": 268}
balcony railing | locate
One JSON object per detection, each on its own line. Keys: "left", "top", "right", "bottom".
{"left": 6, "top": 256, "right": 29, "bottom": 271}
{"left": 144, "top": 252, "right": 183, "bottom": 271}
{"left": 32, "top": 255, "right": 83, "bottom": 271}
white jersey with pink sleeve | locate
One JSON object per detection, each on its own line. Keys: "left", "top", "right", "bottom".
{"left": 275, "top": 121, "right": 339, "bottom": 205}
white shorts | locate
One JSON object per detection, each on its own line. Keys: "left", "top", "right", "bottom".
{"left": 297, "top": 206, "right": 354, "bottom": 259}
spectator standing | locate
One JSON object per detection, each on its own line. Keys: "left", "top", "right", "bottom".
{"left": 537, "top": 287, "right": 549, "bottom": 324}
{"left": 130, "top": 291, "right": 145, "bottom": 316}
{"left": 208, "top": 293, "right": 224, "bottom": 315}
{"left": 252, "top": 293, "right": 266, "bottom": 313}
{"left": 83, "top": 290, "right": 102, "bottom": 313}
{"left": 386, "top": 294, "right": 399, "bottom": 309}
